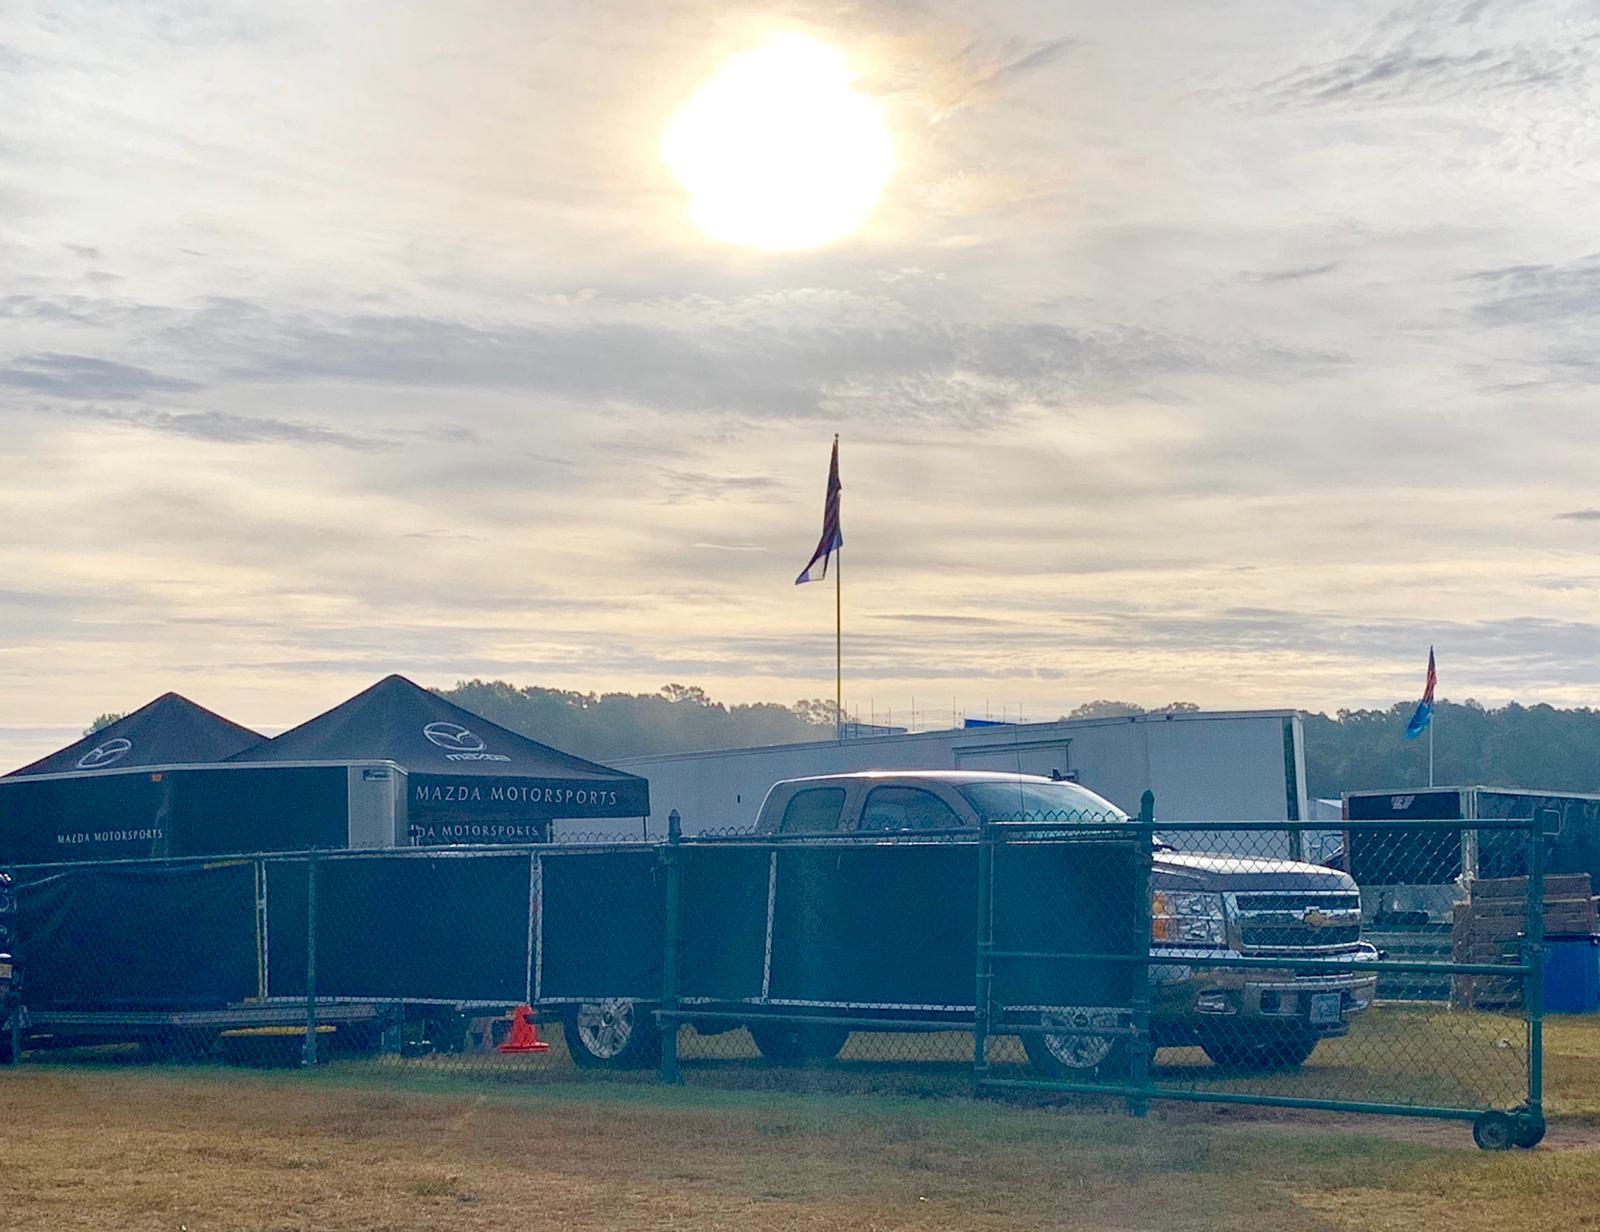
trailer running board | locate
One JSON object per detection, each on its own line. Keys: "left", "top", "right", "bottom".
{"left": 29, "top": 1003, "right": 389, "bottom": 1037}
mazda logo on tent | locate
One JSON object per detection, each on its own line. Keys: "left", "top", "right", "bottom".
{"left": 77, "top": 738, "right": 133, "bottom": 770}
{"left": 423, "top": 722, "right": 486, "bottom": 752}
{"left": 421, "top": 721, "right": 510, "bottom": 762}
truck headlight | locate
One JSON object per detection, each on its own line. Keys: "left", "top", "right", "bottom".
{"left": 1152, "top": 890, "right": 1226, "bottom": 946}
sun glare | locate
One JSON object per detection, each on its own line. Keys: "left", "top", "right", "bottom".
{"left": 660, "top": 34, "right": 895, "bottom": 251}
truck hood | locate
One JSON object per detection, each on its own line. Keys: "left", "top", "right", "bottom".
{"left": 1154, "top": 851, "right": 1356, "bottom": 892}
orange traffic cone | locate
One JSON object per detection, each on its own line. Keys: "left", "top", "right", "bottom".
{"left": 499, "top": 1004, "right": 550, "bottom": 1054}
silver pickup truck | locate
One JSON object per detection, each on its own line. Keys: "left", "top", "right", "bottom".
{"left": 754, "top": 771, "right": 1378, "bottom": 1076}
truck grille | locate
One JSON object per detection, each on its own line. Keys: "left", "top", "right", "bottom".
{"left": 1230, "top": 891, "right": 1362, "bottom": 953}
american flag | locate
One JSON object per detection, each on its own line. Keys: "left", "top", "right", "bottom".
{"left": 795, "top": 437, "right": 842, "bottom": 585}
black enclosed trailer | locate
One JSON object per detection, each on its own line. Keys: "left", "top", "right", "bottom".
{"left": 1342, "top": 786, "right": 1600, "bottom": 925}
{"left": 0, "top": 760, "right": 408, "bottom": 865}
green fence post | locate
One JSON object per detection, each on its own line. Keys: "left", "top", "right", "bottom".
{"left": 302, "top": 849, "right": 319, "bottom": 1068}
{"left": 1128, "top": 790, "right": 1156, "bottom": 1118}
{"left": 1523, "top": 810, "right": 1550, "bottom": 1137}
{"left": 973, "top": 822, "right": 994, "bottom": 1094}
{"left": 4, "top": 865, "right": 20, "bottom": 1065}
{"left": 658, "top": 809, "right": 683, "bottom": 1085}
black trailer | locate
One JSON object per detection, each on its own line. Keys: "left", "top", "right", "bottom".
{"left": 0, "top": 760, "right": 407, "bottom": 866}
{"left": 1343, "top": 786, "right": 1600, "bottom": 925}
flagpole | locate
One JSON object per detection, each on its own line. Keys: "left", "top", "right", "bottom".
{"left": 1429, "top": 719, "right": 1434, "bottom": 788}
{"left": 835, "top": 541, "right": 842, "bottom": 739}
{"left": 834, "top": 431, "right": 842, "bottom": 739}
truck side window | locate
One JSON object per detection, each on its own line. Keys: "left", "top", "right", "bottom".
{"left": 779, "top": 787, "right": 847, "bottom": 833}
{"left": 859, "top": 786, "right": 964, "bottom": 832}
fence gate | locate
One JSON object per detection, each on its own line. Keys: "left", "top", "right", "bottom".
{"left": 976, "top": 796, "right": 1551, "bottom": 1150}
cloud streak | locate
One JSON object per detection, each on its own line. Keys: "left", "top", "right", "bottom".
{"left": 0, "top": 352, "right": 198, "bottom": 399}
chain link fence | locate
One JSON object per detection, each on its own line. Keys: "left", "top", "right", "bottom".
{"left": 974, "top": 806, "right": 1554, "bottom": 1149}
{"left": 0, "top": 802, "right": 1566, "bottom": 1148}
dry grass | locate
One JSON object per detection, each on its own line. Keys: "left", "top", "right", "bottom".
{"left": 3, "top": 1053, "right": 1599, "bottom": 1232}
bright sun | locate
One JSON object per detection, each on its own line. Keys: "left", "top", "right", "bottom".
{"left": 661, "top": 34, "right": 895, "bottom": 251}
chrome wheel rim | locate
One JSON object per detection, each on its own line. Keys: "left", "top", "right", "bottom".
{"left": 1042, "top": 1032, "right": 1115, "bottom": 1069}
{"left": 575, "top": 999, "right": 634, "bottom": 1059}
{"left": 1041, "top": 1010, "right": 1115, "bottom": 1069}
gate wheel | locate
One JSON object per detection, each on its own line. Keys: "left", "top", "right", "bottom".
{"left": 1472, "top": 1111, "right": 1516, "bottom": 1151}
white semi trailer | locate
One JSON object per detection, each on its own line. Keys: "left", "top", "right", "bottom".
{"left": 580, "top": 709, "right": 1310, "bottom": 846}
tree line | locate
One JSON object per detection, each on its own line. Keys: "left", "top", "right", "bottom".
{"left": 82, "top": 686, "right": 1600, "bottom": 798}
{"left": 434, "top": 686, "right": 1600, "bottom": 800}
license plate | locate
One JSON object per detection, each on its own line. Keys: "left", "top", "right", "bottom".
{"left": 1309, "top": 992, "right": 1342, "bottom": 1026}
{"left": 0, "top": 962, "right": 12, "bottom": 983}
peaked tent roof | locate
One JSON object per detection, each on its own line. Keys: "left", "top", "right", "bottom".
{"left": 7, "top": 692, "right": 266, "bottom": 777}
{"left": 227, "top": 673, "right": 646, "bottom": 791}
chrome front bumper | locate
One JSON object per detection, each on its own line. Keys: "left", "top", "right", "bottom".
{"left": 1151, "top": 944, "right": 1380, "bottom": 1031}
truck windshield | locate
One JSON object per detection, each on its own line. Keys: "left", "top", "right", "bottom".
{"left": 956, "top": 781, "right": 1128, "bottom": 824}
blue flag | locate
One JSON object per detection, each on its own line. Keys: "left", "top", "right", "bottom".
{"left": 1405, "top": 647, "right": 1437, "bottom": 740}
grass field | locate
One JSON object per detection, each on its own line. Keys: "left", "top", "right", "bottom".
{"left": 3, "top": 1015, "right": 1598, "bottom": 1231}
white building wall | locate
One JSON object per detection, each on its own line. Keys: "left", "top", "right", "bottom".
{"left": 565, "top": 711, "right": 1305, "bottom": 843}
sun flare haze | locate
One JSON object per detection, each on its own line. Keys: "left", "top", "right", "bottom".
{"left": 6, "top": 0, "right": 1600, "bottom": 770}
{"left": 660, "top": 33, "right": 895, "bottom": 250}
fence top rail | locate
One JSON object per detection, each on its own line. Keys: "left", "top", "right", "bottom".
{"left": 4, "top": 839, "right": 642, "bottom": 874}
{"left": 4, "top": 812, "right": 1544, "bottom": 875}
{"left": 681, "top": 828, "right": 974, "bottom": 846}
{"left": 981, "top": 817, "right": 1538, "bottom": 835}
{"left": 1146, "top": 817, "right": 1540, "bottom": 833}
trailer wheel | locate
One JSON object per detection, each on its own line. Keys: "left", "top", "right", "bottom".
{"left": 1023, "top": 1010, "right": 1136, "bottom": 1081}
{"left": 565, "top": 1000, "right": 661, "bottom": 1070}
{"left": 748, "top": 1022, "right": 849, "bottom": 1064}
{"left": 1024, "top": 1032, "right": 1130, "bottom": 1080}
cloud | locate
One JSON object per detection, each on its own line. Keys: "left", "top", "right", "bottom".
{"left": 1555, "top": 509, "right": 1600, "bottom": 522}
{"left": 1466, "top": 256, "right": 1600, "bottom": 325}
{"left": 204, "top": 308, "right": 1220, "bottom": 425}
{"left": 929, "top": 36, "right": 1078, "bottom": 119}
{"left": 1240, "top": 262, "right": 1341, "bottom": 285}
{"left": 1255, "top": 0, "right": 1593, "bottom": 111}
{"left": 55, "top": 404, "right": 386, "bottom": 450}
{"left": 0, "top": 352, "right": 198, "bottom": 399}
{"left": 653, "top": 469, "right": 782, "bottom": 504}
{"left": 1262, "top": 45, "right": 1577, "bottom": 109}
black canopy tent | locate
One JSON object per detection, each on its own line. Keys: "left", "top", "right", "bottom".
{"left": 228, "top": 675, "right": 649, "bottom": 843}
{"left": 0, "top": 694, "right": 273, "bottom": 864}
{"left": 6, "top": 693, "right": 265, "bottom": 778}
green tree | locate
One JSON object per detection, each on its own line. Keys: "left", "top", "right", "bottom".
{"left": 84, "top": 712, "right": 126, "bottom": 737}
{"left": 1300, "top": 698, "right": 1600, "bottom": 799}
{"left": 1066, "top": 700, "right": 1147, "bottom": 720}
{"left": 435, "top": 681, "right": 833, "bottom": 762}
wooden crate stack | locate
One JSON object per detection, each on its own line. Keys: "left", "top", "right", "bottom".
{"left": 1452, "top": 874, "right": 1598, "bottom": 1010}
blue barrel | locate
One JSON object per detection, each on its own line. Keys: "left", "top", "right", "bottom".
{"left": 1543, "top": 934, "right": 1600, "bottom": 1013}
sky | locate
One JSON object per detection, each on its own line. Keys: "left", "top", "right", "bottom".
{"left": 3, "top": 0, "right": 1600, "bottom": 770}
